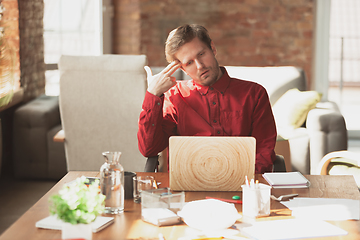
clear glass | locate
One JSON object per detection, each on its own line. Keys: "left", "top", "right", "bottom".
{"left": 100, "top": 151, "right": 124, "bottom": 214}
{"left": 140, "top": 188, "right": 185, "bottom": 226}
{"left": 133, "top": 176, "right": 155, "bottom": 203}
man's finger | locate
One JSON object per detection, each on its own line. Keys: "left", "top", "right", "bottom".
{"left": 167, "top": 62, "right": 181, "bottom": 77}
{"left": 144, "top": 66, "right": 153, "bottom": 78}
{"left": 162, "top": 61, "right": 181, "bottom": 76}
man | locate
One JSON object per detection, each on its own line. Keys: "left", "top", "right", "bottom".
{"left": 138, "top": 24, "right": 277, "bottom": 173}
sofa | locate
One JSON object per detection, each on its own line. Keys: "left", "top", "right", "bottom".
{"left": 13, "top": 95, "right": 66, "bottom": 180}
{"left": 12, "top": 65, "right": 347, "bottom": 179}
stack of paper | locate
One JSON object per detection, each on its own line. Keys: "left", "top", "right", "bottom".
{"left": 262, "top": 172, "right": 310, "bottom": 188}
{"left": 280, "top": 197, "right": 360, "bottom": 220}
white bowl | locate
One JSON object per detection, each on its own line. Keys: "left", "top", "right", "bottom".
{"left": 177, "top": 199, "right": 241, "bottom": 231}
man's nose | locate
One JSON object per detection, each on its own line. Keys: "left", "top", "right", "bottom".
{"left": 195, "top": 59, "right": 204, "bottom": 69}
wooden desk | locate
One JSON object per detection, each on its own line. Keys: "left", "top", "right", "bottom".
{"left": 1, "top": 172, "right": 360, "bottom": 240}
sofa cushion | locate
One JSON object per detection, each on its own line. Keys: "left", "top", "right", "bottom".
{"left": 273, "top": 88, "right": 321, "bottom": 136}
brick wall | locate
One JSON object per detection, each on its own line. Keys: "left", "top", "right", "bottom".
{"left": 2, "top": 0, "right": 315, "bottom": 98}
{"left": 114, "top": 0, "right": 314, "bottom": 86}
{"left": 1, "top": 0, "right": 20, "bottom": 91}
{"left": 17, "top": 0, "right": 45, "bottom": 101}
{"left": 113, "top": 0, "right": 141, "bottom": 54}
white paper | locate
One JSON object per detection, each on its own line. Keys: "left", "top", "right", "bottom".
{"left": 238, "top": 219, "right": 348, "bottom": 240}
{"left": 280, "top": 198, "right": 360, "bottom": 220}
{"left": 35, "top": 215, "right": 114, "bottom": 233}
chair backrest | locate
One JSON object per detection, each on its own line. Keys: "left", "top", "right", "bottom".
{"left": 59, "top": 54, "right": 148, "bottom": 172}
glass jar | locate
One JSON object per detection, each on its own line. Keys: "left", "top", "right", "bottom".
{"left": 100, "top": 151, "right": 124, "bottom": 214}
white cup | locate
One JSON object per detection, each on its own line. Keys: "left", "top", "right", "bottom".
{"left": 242, "top": 183, "right": 271, "bottom": 218}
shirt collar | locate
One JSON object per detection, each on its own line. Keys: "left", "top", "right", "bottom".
{"left": 194, "top": 67, "right": 231, "bottom": 95}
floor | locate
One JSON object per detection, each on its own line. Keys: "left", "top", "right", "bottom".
{"left": 0, "top": 174, "right": 57, "bottom": 235}
{"left": 0, "top": 139, "right": 360, "bottom": 236}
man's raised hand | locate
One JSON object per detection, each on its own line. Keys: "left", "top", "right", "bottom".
{"left": 145, "top": 61, "right": 181, "bottom": 97}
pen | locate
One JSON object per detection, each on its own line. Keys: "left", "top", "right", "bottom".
{"left": 250, "top": 178, "right": 255, "bottom": 189}
{"left": 245, "top": 175, "right": 249, "bottom": 187}
{"left": 153, "top": 179, "right": 158, "bottom": 189}
{"left": 205, "top": 196, "right": 242, "bottom": 204}
{"left": 192, "top": 237, "right": 224, "bottom": 240}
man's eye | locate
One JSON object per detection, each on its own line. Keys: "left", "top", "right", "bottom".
{"left": 186, "top": 61, "right": 193, "bottom": 66}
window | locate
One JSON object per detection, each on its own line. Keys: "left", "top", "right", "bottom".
{"left": 43, "top": 0, "right": 113, "bottom": 96}
{"left": 328, "top": 0, "right": 360, "bottom": 132}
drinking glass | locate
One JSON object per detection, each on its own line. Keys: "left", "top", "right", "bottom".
{"left": 133, "top": 176, "right": 155, "bottom": 203}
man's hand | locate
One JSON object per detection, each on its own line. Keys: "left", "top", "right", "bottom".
{"left": 145, "top": 61, "right": 181, "bottom": 97}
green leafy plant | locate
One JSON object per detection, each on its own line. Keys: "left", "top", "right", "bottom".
{"left": 49, "top": 176, "right": 106, "bottom": 225}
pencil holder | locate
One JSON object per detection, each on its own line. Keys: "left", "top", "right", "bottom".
{"left": 241, "top": 183, "right": 271, "bottom": 218}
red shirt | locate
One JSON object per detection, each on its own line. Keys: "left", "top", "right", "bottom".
{"left": 138, "top": 67, "right": 277, "bottom": 173}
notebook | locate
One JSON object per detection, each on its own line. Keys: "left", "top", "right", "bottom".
{"left": 262, "top": 172, "right": 310, "bottom": 188}
{"left": 35, "top": 215, "right": 114, "bottom": 233}
{"left": 169, "top": 136, "right": 256, "bottom": 191}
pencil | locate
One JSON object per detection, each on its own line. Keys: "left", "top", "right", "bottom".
{"left": 205, "top": 196, "right": 242, "bottom": 204}
{"left": 192, "top": 237, "right": 224, "bottom": 240}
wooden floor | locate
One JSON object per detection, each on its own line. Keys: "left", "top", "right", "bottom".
{"left": 0, "top": 173, "right": 57, "bottom": 235}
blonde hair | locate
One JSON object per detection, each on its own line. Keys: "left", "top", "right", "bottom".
{"left": 165, "top": 24, "right": 212, "bottom": 63}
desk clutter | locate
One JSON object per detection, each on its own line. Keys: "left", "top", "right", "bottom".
{"left": 33, "top": 172, "right": 360, "bottom": 240}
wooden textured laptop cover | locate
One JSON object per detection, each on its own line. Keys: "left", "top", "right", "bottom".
{"left": 169, "top": 136, "right": 255, "bottom": 191}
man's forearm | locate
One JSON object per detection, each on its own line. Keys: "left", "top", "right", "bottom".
{"left": 137, "top": 91, "right": 175, "bottom": 157}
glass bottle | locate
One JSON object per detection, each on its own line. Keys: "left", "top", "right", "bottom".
{"left": 100, "top": 151, "right": 124, "bottom": 214}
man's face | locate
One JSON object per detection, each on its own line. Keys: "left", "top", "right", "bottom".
{"left": 174, "top": 37, "right": 222, "bottom": 86}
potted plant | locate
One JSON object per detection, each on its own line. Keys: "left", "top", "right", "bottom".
{"left": 49, "top": 176, "right": 106, "bottom": 240}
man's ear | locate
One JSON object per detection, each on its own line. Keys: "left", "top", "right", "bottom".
{"left": 211, "top": 41, "right": 217, "bottom": 56}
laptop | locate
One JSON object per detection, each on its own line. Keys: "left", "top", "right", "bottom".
{"left": 169, "top": 136, "right": 255, "bottom": 191}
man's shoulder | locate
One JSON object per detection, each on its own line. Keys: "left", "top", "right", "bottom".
{"left": 229, "top": 77, "right": 265, "bottom": 89}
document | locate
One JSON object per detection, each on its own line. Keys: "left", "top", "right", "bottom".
{"left": 280, "top": 197, "right": 360, "bottom": 220}
{"left": 35, "top": 215, "right": 114, "bottom": 233}
{"left": 238, "top": 219, "right": 347, "bottom": 240}
{"left": 262, "top": 172, "right": 310, "bottom": 188}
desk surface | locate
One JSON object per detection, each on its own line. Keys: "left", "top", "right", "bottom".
{"left": 1, "top": 172, "right": 360, "bottom": 240}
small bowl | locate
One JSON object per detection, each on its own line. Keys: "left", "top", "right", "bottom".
{"left": 177, "top": 199, "right": 241, "bottom": 231}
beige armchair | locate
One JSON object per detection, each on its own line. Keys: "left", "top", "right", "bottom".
{"left": 317, "top": 151, "right": 360, "bottom": 188}
{"left": 57, "top": 55, "right": 149, "bottom": 172}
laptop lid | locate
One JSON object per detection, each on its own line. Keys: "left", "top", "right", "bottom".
{"left": 169, "top": 136, "right": 255, "bottom": 191}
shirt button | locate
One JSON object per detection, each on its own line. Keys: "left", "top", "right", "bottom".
{"left": 152, "top": 124, "right": 155, "bottom": 126}
{"left": 217, "top": 131, "right": 221, "bottom": 134}
{"left": 212, "top": 102, "right": 216, "bottom": 105}
{"left": 213, "top": 120, "right": 217, "bottom": 123}
{"left": 157, "top": 102, "right": 161, "bottom": 106}
{"left": 210, "top": 87, "right": 214, "bottom": 90}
